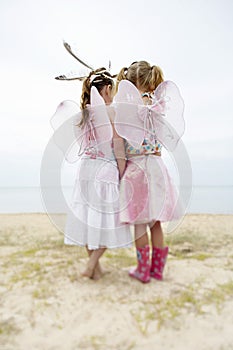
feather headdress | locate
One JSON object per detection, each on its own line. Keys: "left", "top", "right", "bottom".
{"left": 55, "top": 41, "right": 116, "bottom": 81}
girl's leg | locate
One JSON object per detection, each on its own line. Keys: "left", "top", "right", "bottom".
{"left": 150, "top": 221, "right": 169, "bottom": 280}
{"left": 134, "top": 224, "right": 149, "bottom": 247}
{"left": 82, "top": 247, "right": 106, "bottom": 279}
{"left": 85, "top": 246, "right": 103, "bottom": 280}
{"left": 150, "top": 221, "right": 164, "bottom": 248}
{"left": 129, "top": 224, "right": 150, "bottom": 283}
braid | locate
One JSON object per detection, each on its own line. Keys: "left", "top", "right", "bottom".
{"left": 79, "top": 74, "right": 92, "bottom": 127}
{"left": 79, "top": 68, "right": 114, "bottom": 127}
{"left": 80, "top": 74, "right": 92, "bottom": 110}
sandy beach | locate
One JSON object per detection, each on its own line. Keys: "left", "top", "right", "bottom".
{"left": 0, "top": 213, "right": 233, "bottom": 350}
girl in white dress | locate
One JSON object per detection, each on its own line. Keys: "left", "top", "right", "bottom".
{"left": 58, "top": 68, "right": 132, "bottom": 279}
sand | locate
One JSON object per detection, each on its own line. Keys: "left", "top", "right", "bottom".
{"left": 0, "top": 213, "right": 233, "bottom": 350}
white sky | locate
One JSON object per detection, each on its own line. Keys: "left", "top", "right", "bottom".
{"left": 0, "top": 0, "right": 233, "bottom": 187}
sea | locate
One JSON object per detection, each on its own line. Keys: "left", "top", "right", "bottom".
{"left": 0, "top": 186, "right": 233, "bottom": 214}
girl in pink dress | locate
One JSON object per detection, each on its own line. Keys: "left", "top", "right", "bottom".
{"left": 113, "top": 61, "right": 185, "bottom": 283}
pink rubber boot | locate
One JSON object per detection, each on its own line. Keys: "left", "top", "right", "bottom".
{"left": 129, "top": 245, "right": 150, "bottom": 283}
{"left": 150, "top": 246, "right": 169, "bottom": 280}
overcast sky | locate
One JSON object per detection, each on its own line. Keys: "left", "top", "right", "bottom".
{"left": 0, "top": 0, "right": 233, "bottom": 187}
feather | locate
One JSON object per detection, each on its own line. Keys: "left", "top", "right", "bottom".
{"left": 63, "top": 41, "right": 94, "bottom": 70}
{"left": 55, "top": 74, "right": 86, "bottom": 81}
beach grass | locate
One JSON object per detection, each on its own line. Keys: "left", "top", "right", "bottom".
{"left": 0, "top": 213, "right": 233, "bottom": 349}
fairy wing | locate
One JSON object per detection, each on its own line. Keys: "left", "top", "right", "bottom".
{"left": 51, "top": 100, "right": 79, "bottom": 130}
{"left": 89, "top": 86, "right": 113, "bottom": 144}
{"left": 114, "top": 80, "right": 185, "bottom": 150}
{"left": 50, "top": 100, "right": 90, "bottom": 163}
{"left": 50, "top": 87, "right": 113, "bottom": 162}
{"left": 151, "top": 80, "right": 185, "bottom": 150}
{"left": 114, "top": 80, "right": 145, "bottom": 148}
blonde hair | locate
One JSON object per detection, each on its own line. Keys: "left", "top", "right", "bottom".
{"left": 79, "top": 68, "right": 114, "bottom": 127}
{"left": 116, "top": 61, "right": 164, "bottom": 93}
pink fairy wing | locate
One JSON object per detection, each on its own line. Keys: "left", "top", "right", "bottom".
{"left": 50, "top": 100, "right": 79, "bottom": 130}
{"left": 50, "top": 100, "right": 89, "bottom": 163}
{"left": 114, "top": 80, "right": 142, "bottom": 104}
{"left": 151, "top": 81, "right": 185, "bottom": 150}
{"left": 50, "top": 88, "right": 113, "bottom": 163}
{"left": 88, "top": 86, "right": 113, "bottom": 143}
{"left": 114, "top": 80, "right": 145, "bottom": 148}
{"left": 114, "top": 80, "right": 185, "bottom": 151}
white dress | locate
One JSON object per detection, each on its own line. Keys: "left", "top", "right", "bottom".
{"left": 65, "top": 145, "right": 132, "bottom": 249}
{"left": 61, "top": 87, "right": 132, "bottom": 249}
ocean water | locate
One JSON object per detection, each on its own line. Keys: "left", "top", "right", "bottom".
{"left": 0, "top": 186, "right": 233, "bottom": 214}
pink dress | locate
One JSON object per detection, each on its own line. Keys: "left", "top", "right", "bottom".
{"left": 114, "top": 80, "right": 185, "bottom": 226}
{"left": 119, "top": 140, "right": 182, "bottom": 224}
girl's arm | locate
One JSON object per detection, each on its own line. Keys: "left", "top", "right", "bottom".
{"left": 112, "top": 125, "right": 127, "bottom": 179}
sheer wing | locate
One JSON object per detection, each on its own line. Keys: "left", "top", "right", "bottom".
{"left": 51, "top": 100, "right": 80, "bottom": 130}
{"left": 50, "top": 87, "right": 113, "bottom": 162}
{"left": 151, "top": 81, "right": 185, "bottom": 150}
{"left": 114, "top": 80, "right": 145, "bottom": 148}
{"left": 89, "top": 86, "right": 113, "bottom": 144}
{"left": 50, "top": 100, "right": 89, "bottom": 163}
{"left": 114, "top": 80, "right": 185, "bottom": 150}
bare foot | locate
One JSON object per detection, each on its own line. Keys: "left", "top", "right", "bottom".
{"left": 90, "top": 262, "right": 104, "bottom": 280}
{"left": 81, "top": 266, "right": 94, "bottom": 279}
{"left": 82, "top": 265, "right": 105, "bottom": 281}
{"left": 92, "top": 266, "right": 110, "bottom": 280}
{"left": 92, "top": 269, "right": 102, "bottom": 280}
{"left": 98, "top": 266, "right": 110, "bottom": 276}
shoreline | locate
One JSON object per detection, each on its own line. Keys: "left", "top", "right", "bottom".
{"left": 1, "top": 186, "right": 233, "bottom": 216}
